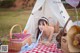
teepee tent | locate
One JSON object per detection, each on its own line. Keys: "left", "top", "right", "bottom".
{"left": 24, "top": 0, "right": 73, "bottom": 37}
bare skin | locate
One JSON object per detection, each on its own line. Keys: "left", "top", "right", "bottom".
{"left": 39, "top": 22, "right": 54, "bottom": 46}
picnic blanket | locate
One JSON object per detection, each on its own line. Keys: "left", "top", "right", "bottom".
{"left": 25, "top": 42, "right": 63, "bottom": 53}
{"left": 20, "top": 32, "right": 43, "bottom": 53}
{"left": 20, "top": 32, "right": 62, "bottom": 53}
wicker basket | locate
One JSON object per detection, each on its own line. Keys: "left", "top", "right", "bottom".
{"left": 8, "top": 24, "right": 32, "bottom": 51}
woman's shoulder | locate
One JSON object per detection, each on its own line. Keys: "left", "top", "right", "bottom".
{"left": 48, "top": 26, "right": 54, "bottom": 31}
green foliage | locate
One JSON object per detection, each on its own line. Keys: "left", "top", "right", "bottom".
{"left": 0, "top": 0, "right": 16, "bottom": 8}
{"left": 1, "top": 38, "right": 9, "bottom": 45}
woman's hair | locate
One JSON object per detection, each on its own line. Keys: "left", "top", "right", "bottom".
{"left": 36, "top": 17, "right": 49, "bottom": 40}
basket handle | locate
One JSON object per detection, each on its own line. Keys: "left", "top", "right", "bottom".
{"left": 10, "top": 24, "right": 22, "bottom": 39}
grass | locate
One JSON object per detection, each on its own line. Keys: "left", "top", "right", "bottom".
{"left": 67, "top": 9, "right": 80, "bottom": 21}
{"left": 0, "top": 8, "right": 80, "bottom": 38}
{"left": 0, "top": 8, "right": 31, "bottom": 37}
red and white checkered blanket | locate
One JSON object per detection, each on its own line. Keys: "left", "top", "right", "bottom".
{"left": 24, "top": 43, "right": 63, "bottom": 53}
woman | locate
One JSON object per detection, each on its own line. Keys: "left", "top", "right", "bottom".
{"left": 36, "top": 17, "right": 54, "bottom": 46}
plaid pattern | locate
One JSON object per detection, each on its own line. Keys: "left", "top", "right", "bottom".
{"left": 24, "top": 43, "right": 63, "bottom": 53}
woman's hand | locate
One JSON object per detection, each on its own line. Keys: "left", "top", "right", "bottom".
{"left": 45, "top": 41, "right": 51, "bottom": 46}
{"left": 40, "top": 41, "right": 51, "bottom": 46}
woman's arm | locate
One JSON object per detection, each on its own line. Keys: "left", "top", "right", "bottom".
{"left": 48, "top": 27, "right": 54, "bottom": 42}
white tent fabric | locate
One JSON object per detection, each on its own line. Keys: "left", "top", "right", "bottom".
{"left": 24, "top": 0, "right": 73, "bottom": 37}
{"left": 32, "top": 0, "right": 45, "bottom": 13}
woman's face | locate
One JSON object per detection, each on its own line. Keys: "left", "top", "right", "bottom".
{"left": 38, "top": 21, "right": 45, "bottom": 31}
